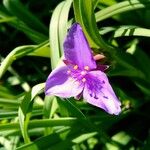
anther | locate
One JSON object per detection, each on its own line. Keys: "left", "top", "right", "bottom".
{"left": 67, "top": 70, "right": 71, "bottom": 74}
{"left": 73, "top": 65, "right": 78, "bottom": 70}
{"left": 84, "top": 66, "right": 90, "bottom": 71}
{"left": 82, "top": 78, "right": 86, "bottom": 82}
{"left": 81, "top": 71, "right": 87, "bottom": 75}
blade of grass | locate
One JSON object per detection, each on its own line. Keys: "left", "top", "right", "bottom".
{"left": 43, "top": 96, "right": 58, "bottom": 135}
{"left": 58, "top": 0, "right": 73, "bottom": 55}
{"left": 0, "top": 10, "right": 48, "bottom": 43}
{"left": 18, "top": 83, "right": 45, "bottom": 143}
{"left": 73, "top": 0, "right": 99, "bottom": 48}
{"left": 0, "top": 40, "right": 49, "bottom": 79}
{"left": 16, "top": 127, "right": 70, "bottom": 150}
{"left": 0, "top": 118, "right": 77, "bottom": 131}
{"left": 95, "top": 0, "right": 150, "bottom": 22}
{"left": 0, "top": 16, "right": 16, "bottom": 23}
{"left": 0, "top": 111, "right": 18, "bottom": 119}
{"left": 113, "top": 26, "right": 150, "bottom": 38}
{"left": 0, "top": 98, "right": 20, "bottom": 106}
{"left": 49, "top": 1, "right": 65, "bottom": 69}
{"left": 3, "top": 0, "right": 48, "bottom": 34}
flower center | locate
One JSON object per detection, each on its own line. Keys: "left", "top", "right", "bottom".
{"left": 67, "top": 70, "right": 71, "bottom": 74}
{"left": 67, "top": 65, "right": 90, "bottom": 83}
{"left": 84, "top": 66, "right": 90, "bottom": 71}
{"left": 82, "top": 78, "right": 86, "bottom": 82}
{"left": 81, "top": 71, "right": 87, "bottom": 75}
{"left": 73, "top": 65, "right": 78, "bottom": 70}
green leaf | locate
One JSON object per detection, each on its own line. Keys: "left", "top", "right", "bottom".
{"left": 73, "top": 0, "right": 100, "bottom": 48}
{"left": 57, "top": 98, "right": 86, "bottom": 119}
{"left": 0, "top": 118, "right": 77, "bottom": 131}
{"left": 43, "top": 96, "right": 58, "bottom": 135}
{"left": 0, "top": 41, "right": 49, "bottom": 79}
{"left": 49, "top": 1, "right": 65, "bottom": 69}
{"left": 18, "top": 83, "right": 45, "bottom": 143}
{"left": 134, "top": 80, "right": 150, "bottom": 96}
{"left": 0, "top": 85, "right": 17, "bottom": 99}
{"left": 0, "top": 136, "right": 15, "bottom": 150}
{"left": 97, "top": 0, "right": 116, "bottom": 6}
{"left": 0, "top": 16, "right": 16, "bottom": 23}
{"left": 0, "top": 111, "right": 18, "bottom": 119}
{"left": 73, "top": 0, "right": 121, "bottom": 53}
{"left": 72, "top": 132, "right": 97, "bottom": 144}
{"left": 18, "top": 92, "right": 33, "bottom": 143}
{"left": 0, "top": 9, "right": 47, "bottom": 43}
{"left": 43, "top": 96, "right": 58, "bottom": 119}
{"left": 27, "top": 42, "right": 50, "bottom": 58}
{"left": 58, "top": 0, "right": 73, "bottom": 55}
{"left": 0, "top": 46, "right": 33, "bottom": 79}
{"left": 0, "top": 98, "right": 20, "bottom": 107}
{"left": 16, "top": 127, "right": 70, "bottom": 150}
{"left": 95, "top": 0, "right": 150, "bottom": 22}
{"left": 113, "top": 26, "right": 150, "bottom": 38}
{"left": 49, "top": 0, "right": 72, "bottom": 68}
{"left": 92, "top": 0, "right": 100, "bottom": 9}
{"left": 3, "top": 0, "right": 48, "bottom": 34}
{"left": 127, "top": 41, "right": 150, "bottom": 78}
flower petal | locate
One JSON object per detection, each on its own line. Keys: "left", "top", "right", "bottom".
{"left": 45, "top": 66, "right": 83, "bottom": 98}
{"left": 83, "top": 71, "right": 121, "bottom": 115}
{"left": 63, "top": 23, "right": 96, "bottom": 70}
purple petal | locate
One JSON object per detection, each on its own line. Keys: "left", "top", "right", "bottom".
{"left": 83, "top": 71, "right": 121, "bottom": 115}
{"left": 63, "top": 23, "right": 96, "bottom": 70}
{"left": 45, "top": 66, "right": 83, "bottom": 98}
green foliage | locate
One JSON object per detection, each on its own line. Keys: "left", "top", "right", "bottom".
{"left": 0, "top": 0, "right": 150, "bottom": 149}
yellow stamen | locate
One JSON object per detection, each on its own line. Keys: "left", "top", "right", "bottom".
{"left": 73, "top": 65, "right": 78, "bottom": 70}
{"left": 82, "top": 78, "right": 86, "bottom": 82}
{"left": 84, "top": 66, "right": 90, "bottom": 70}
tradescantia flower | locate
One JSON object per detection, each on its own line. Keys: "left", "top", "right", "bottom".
{"left": 45, "top": 23, "right": 121, "bottom": 115}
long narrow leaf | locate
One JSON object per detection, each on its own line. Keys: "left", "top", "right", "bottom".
{"left": 0, "top": 41, "right": 49, "bottom": 79}
{"left": 3, "top": 0, "right": 48, "bottom": 34}
{"left": 49, "top": 1, "right": 65, "bottom": 69}
{"left": 95, "top": 0, "right": 150, "bottom": 22}
{"left": 58, "top": 0, "right": 73, "bottom": 55}
{"left": 18, "top": 83, "right": 45, "bottom": 143}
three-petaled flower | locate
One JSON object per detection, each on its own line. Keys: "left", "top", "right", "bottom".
{"left": 45, "top": 23, "right": 121, "bottom": 115}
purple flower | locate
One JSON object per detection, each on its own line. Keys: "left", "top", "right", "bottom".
{"left": 45, "top": 23, "right": 121, "bottom": 115}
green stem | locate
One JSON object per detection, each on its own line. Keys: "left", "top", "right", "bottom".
{"left": 23, "top": 113, "right": 31, "bottom": 144}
